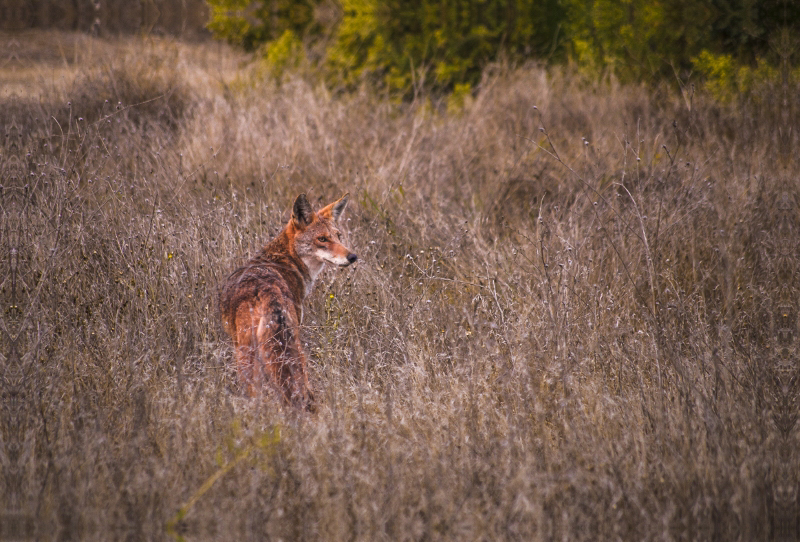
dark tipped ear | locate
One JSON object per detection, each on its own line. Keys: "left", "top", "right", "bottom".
{"left": 292, "top": 194, "right": 314, "bottom": 228}
{"left": 319, "top": 192, "right": 350, "bottom": 221}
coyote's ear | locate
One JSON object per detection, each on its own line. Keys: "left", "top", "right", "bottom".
{"left": 319, "top": 192, "right": 350, "bottom": 221}
{"left": 292, "top": 193, "right": 314, "bottom": 228}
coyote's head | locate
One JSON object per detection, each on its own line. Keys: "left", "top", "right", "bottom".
{"left": 288, "top": 193, "right": 357, "bottom": 279}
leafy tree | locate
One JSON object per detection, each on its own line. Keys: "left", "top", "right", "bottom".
{"left": 205, "top": 0, "right": 796, "bottom": 94}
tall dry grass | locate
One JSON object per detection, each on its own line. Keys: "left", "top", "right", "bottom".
{"left": 2, "top": 31, "right": 798, "bottom": 540}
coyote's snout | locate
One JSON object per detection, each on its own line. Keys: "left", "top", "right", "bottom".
{"left": 219, "top": 193, "right": 357, "bottom": 410}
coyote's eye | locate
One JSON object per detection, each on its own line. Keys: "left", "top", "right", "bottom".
{"left": 317, "top": 236, "right": 329, "bottom": 243}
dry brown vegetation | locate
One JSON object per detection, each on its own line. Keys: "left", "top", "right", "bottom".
{"left": 2, "top": 31, "right": 798, "bottom": 540}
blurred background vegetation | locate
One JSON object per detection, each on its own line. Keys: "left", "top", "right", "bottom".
{"left": 3, "top": 0, "right": 796, "bottom": 97}
{"left": 204, "top": 0, "right": 798, "bottom": 97}
{"left": 0, "top": 0, "right": 210, "bottom": 39}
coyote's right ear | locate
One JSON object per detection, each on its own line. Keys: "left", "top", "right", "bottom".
{"left": 318, "top": 192, "right": 350, "bottom": 222}
{"left": 292, "top": 194, "right": 314, "bottom": 228}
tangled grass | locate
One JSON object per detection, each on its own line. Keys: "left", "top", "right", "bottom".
{"left": 1, "top": 31, "right": 797, "bottom": 540}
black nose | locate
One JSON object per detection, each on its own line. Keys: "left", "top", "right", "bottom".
{"left": 347, "top": 253, "right": 358, "bottom": 264}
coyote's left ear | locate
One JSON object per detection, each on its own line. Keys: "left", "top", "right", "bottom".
{"left": 318, "top": 192, "right": 350, "bottom": 221}
{"left": 292, "top": 193, "right": 314, "bottom": 228}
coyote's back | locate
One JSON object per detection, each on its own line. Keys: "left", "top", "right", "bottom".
{"left": 219, "top": 193, "right": 357, "bottom": 409}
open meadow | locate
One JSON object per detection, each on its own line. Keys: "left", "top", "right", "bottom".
{"left": 2, "top": 30, "right": 798, "bottom": 540}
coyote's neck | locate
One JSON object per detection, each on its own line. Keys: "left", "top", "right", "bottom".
{"left": 255, "top": 234, "right": 313, "bottom": 303}
{"left": 302, "top": 257, "right": 324, "bottom": 291}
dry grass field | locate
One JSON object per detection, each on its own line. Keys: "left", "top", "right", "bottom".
{"left": 2, "top": 30, "right": 798, "bottom": 540}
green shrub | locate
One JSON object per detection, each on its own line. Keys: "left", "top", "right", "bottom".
{"left": 205, "top": 0, "right": 791, "bottom": 97}
{"left": 209, "top": 0, "right": 567, "bottom": 94}
{"left": 207, "top": 0, "right": 320, "bottom": 52}
{"left": 692, "top": 49, "right": 781, "bottom": 102}
{"left": 264, "top": 28, "right": 306, "bottom": 78}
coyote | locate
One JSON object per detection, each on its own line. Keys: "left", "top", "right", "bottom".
{"left": 219, "top": 193, "right": 357, "bottom": 410}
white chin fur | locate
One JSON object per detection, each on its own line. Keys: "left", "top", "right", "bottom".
{"left": 314, "top": 250, "right": 349, "bottom": 267}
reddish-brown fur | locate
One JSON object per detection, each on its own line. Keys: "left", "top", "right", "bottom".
{"left": 219, "top": 193, "right": 356, "bottom": 409}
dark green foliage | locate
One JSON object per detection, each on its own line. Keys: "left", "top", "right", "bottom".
{"left": 563, "top": 0, "right": 795, "bottom": 82}
{"left": 207, "top": 0, "right": 796, "bottom": 93}
{"left": 709, "top": 0, "right": 797, "bottom": 63}
{"left": 359, "top": 0, "right": 567, "bottom": 88}
{"left": 564, "top": 0, "right": 713, "bottom": 80}
{"left": 206, "top": 0, "right": 323, "bottom": 51}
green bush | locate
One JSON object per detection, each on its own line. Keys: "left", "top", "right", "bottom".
{"left": 692, "top": 49, "right": 781, "bottom": 103}
{"left": 207, "top": 0, "right": 320, "bottom": 52}
{"left": 209, "top": 0, "right": 567, "bottom": 93}
{"left": 206, "top": 0, "right": 793, "bottom": 95}
{"left": 562, "top": 0, "right": 794, "bottom": 84}
{"left": 563, "top": 0, "right": 712, "bottom": 81}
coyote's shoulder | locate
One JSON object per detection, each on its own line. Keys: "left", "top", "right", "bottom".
{"left": 219, "top": 193, "right": 357, "bottom": 409}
